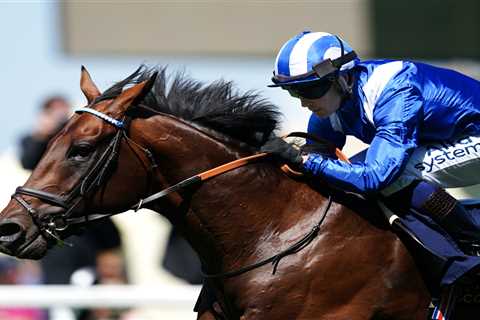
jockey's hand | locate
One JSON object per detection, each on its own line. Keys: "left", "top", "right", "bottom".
{"left": 260, "top": 137, "right": 304, "bottom": 166}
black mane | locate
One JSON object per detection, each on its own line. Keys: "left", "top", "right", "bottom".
{"left": 95, "top": 65, "right": 281, "bottom": 146}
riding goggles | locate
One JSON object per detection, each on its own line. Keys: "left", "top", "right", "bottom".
{"left": 268, "top": 50, "right": 358, "bottom": 88}
{"left": 284, "top": 79, "right": 334, "bottom": 99}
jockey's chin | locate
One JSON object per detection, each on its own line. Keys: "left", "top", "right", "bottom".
{"left": 313, "top": 109, "right": 336, "bottom": 118}
{"left": 300, "top": 96, "right": 342, "bottom": 118}
{"left": 306, "top": 105, "right": 337, "bottom": 118}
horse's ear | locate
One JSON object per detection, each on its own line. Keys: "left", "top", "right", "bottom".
{"left": 138, "top": 71, "right": 157, "bottom": 100}
{"left": 80, "top": 66, "right": 101, "bottom": 104}
{"left": 110, "top": 78, "right": 152, "bottom": 113}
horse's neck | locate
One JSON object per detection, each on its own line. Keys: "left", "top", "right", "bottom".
{"left": 132, "top": 116, "right": 330, "bottom": 271}
{"left": 132, "top": 117, "right": 380, "bottom": 275}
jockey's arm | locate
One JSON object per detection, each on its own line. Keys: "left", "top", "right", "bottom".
{"left": 304, "top": 85, "right": 423, "bottom": 194}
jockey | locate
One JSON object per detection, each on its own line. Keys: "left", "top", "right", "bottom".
{"left": 265, "top": 30, "right": 480, "bottom": 250}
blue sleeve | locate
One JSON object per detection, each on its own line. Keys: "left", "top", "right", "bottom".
{"left": 307, "top": 113, "right": 346, "bottom": 149}
{"left": 304, "top": 84, "right": 423, "bottom": 194}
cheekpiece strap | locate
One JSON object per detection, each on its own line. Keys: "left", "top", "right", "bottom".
{"left": 75, "top": 107, "right": 125, "bottom": 129}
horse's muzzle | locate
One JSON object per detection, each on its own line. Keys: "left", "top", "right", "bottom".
{"left": 0, "top": 218, "right": 26, "bottom": 255}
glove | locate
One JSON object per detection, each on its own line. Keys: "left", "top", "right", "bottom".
{"left": 260, "top": 137, "right": 303, "bottom": 166}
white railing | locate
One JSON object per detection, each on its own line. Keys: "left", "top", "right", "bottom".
{"left": 0, "top": 284, "right": 201, "bottom": 308}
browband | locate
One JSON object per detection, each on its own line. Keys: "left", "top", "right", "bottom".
{"left": 76, "top": 107, "right": 125, "bottom": 129}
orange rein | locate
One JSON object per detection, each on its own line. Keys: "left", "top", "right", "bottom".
{"left": 197, "top": 139, "right": 351, "bottom": 180}
{"left": 198, "top": 153, "right": 268, "bottom": 181}
{"left": 132, "top": 135, "right": 350, "bottom": 210}
{"left": 198, "top": 140, "right": 350, "bottom": 180}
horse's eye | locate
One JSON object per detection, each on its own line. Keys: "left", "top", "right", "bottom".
{"left": 68, "top": 143, "right": 94, "bottom": 161}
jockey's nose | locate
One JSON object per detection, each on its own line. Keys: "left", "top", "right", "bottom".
{"left": 0, "top": 219, "right": 26, "bottom": 251}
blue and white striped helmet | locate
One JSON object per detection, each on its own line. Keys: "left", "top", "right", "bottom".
{"left": 270, "top": 31, "right": 359, "bottom": 87}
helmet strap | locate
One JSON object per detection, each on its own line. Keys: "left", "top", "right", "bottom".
{"left": 336, "top": 74, "right": 353, "bottom": 97}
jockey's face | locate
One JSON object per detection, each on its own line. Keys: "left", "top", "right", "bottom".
{"left": 299, "top": 79, "right": 343, "bottom": 118}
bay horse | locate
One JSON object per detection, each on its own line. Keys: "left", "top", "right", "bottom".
{"left": 0, "top": 66, "right": 430, "bottom": 319}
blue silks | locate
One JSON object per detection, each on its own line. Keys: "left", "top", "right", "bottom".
{"left": 305, "top": 60, "right": 480, "bottom": 194}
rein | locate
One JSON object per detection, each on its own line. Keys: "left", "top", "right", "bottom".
{"left": 202, "top": 196, "right": 333, "bottom": 279}
{"left": 127, "top": 130, "right": 339, "bottom": 279}
{"left": 130, "top": 153, "right": 268, "bottom": 211}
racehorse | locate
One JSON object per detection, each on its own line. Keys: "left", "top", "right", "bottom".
{"left": 0, "top": 66, "right": 430, "bottom": 319}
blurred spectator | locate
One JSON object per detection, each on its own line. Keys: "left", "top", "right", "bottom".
{"left": 96, "top": 249, "right": 127, "bottom": 284}
{"left": 19, "top": 96, "right": 71, "bottom": 170}
{"left": 69, "top": 222, "right": 128, "bottom": 320}
{"left": 41, "top": 220, "right": 124, "bottom": 285}
{"left": 0, "top": 257, "right": 45, "bottom": 320}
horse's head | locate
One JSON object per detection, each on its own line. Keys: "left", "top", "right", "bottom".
{"left": 0, "top": 67, "right": 156, "bottom": 259}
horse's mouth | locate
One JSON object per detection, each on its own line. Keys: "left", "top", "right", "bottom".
{"left": 14, "top": 231, "right": 52, "bottom": 260}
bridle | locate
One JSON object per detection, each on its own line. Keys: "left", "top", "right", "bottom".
{"left": 12, "top": 108, "right": 139, "bottom": 243}
{"left": 12, "top": 107, "right": 333, "bottom": 280}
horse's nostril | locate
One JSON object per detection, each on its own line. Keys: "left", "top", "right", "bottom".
{"left": 0, "top": 222, "right": 23, "bottom": 239}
